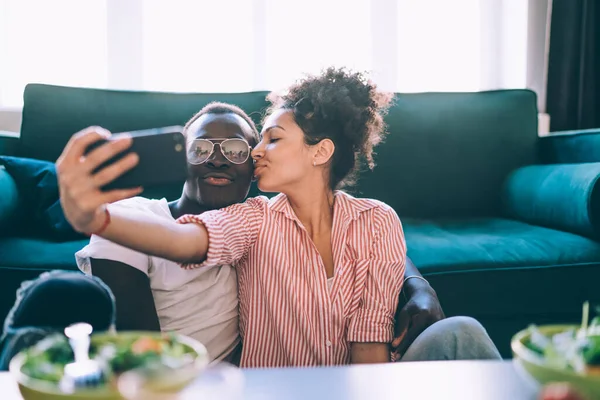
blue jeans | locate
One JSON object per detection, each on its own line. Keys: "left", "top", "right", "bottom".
{"left": 0, "top": 271, "right": 116, "bottom": 370}
{"left": 399, "top": 316, "right": 502, "bottom": 362}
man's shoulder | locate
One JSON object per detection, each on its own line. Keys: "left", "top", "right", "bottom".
{"left": 110, "top": 196, "right": 172, "bottom": 218}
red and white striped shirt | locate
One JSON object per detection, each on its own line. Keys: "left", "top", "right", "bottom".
{"left": 176, "top": 191, "right": 406, "bottom": 367}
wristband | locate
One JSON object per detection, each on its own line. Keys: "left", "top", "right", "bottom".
{"left": 403, "top": 275, "right": 429, "bottom": 287}
{"left": 87, "top": 206, "right": 111, "bottom": 237}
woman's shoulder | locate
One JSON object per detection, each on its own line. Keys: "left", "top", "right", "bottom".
{"left": 220, "top": 194, "right": 290, "bottom": 218}
{"left": 238, "top": 194, "right": 282, "bottom": 210}
{"left": 212, "top": 196, "right": 272, "bottom": 218}
{"left": 335, "top": 190, "right": 396, "bottom": 215}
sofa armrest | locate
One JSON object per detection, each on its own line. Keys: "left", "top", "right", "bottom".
{"left": 0, "top": 166, "right": 20, "bottom": 234}
{"left": 0, "top": 130, "right": 19, "bottom": 156}
{"left": 502, "top": 163, "right": 600, "bottom": 239}
{"left": 540, "top": 128, "right": 600, "bottom": 164}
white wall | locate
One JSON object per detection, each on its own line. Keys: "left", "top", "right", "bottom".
{"left": 0, "top": 108, "right": 21, "bottom": 133}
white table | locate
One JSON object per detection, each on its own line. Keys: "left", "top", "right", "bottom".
{"left": 1, "top": 360, "right": 541, "bottom": 400}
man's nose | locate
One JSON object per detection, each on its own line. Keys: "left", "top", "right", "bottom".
{"left": 206, "top": 144, "right": 229, "bottom": 168}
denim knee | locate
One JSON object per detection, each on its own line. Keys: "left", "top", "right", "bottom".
{"left": 2, "top": 270, "right": 116, "bottom": 337}
{"left": 444, "top": 316, "right": 488, "bottom": 338}
{"left": 0, "top": 271, "right": 117, "bottom": 371}
{"left": 399, "top": 316, "right": 501, "bottom": 361}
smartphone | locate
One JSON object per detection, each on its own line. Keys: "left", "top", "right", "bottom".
{"left": 84, "top": 126, "right": 188, "bottom": 191}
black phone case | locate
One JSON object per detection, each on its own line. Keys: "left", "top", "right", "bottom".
{"left": 84, "top": 126, "right": 188, "bottom": 191}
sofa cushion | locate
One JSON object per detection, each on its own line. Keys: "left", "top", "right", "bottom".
{"left": 0, "top": 166, "right": 19, "bottom": 234}
{"left": 405, "top": 217, "right": 600, "bottom": 274}
{"left": 405, "top": 218, "right": 600, "bottom": 357}
{"left": 0, "top": 237, "right": 89, "bottom": 271}
{"left": 502, "top": 162, "right": 600, "bottom": 240}
{"left": 0, "top": 156, "right": 86, "bottom": 240}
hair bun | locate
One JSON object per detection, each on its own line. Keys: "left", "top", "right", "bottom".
{"left": 267, "top": 67, "right": 393, "bottom": 189}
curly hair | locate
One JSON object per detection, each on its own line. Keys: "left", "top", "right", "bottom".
{"left": 183, "top": 102, "right": 260, "bottom": 145}
{"left": 266, "top": 67, "right": 393, "bottom": 189}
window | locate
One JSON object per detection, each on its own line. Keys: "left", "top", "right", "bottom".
{"left": 142, "top": 0, "right": 255, "bottom": 92}
{"left": 0, "top": 0, "right": 107, "bottom": 107}
{"left": 397, "top": 0, "right": 481, "bottom": 92}
{"left": 0, "top": 0, "right": 535, "bottom": 108}
{"left": 264, "top": 0, "right": 372, "bottom": 91}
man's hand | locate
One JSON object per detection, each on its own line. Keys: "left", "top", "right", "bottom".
{"left": 391, "top": 282, "right": 445, "bottom": 359}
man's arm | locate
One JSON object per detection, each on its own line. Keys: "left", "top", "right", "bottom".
{"left": 402, "top": 257, "right": 432, "bottom": 296}
{"left": 392, "top": 257, "right": 445, "bottom": 358}
{"left": 91, "top": 258, "right": 161, "bottom": 331}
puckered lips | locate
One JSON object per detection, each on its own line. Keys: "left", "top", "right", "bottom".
{"left": 253, "top": 163, "right": 267, "bottom": 178}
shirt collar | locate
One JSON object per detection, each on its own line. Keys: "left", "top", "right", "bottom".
{"left": 269, "top": 191, "right": 377, "bottom": 222}
{"left": 269, "top": 193, "right": 296, "bottom": 220}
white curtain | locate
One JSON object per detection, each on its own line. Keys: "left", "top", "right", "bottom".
{"left": 0, "top": 0, "right": 534, "bottom": 108}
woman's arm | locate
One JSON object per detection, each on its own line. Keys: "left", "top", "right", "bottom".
{"left": 351, "top": 343, "right": 391, "bottom": 363}
{"left": 91, "top": 258, "right": 161, "bottom": 331}
{"left": 348, "top": 206, "right": 406, "bottom": 364}
{"left": 96, "top": 205, "right": 209, "bottom": 263}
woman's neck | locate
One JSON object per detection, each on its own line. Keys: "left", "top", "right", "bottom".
{"left": 287, "top": 185, "right": 335, "bottom": 237}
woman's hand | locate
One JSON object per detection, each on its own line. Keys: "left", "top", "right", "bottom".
{"left": 391, "top": 283, "right": 445, "bottom": 359}
{"left": 56, "top": 127, "right": 142, "bottom": 234}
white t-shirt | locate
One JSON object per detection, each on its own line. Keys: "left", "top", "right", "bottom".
{"left": 75, "top": 197, "right": 239, "bottom": 362}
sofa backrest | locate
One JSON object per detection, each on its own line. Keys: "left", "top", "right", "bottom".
{"left": 354, "top": 90, "right": 539, "bottom": 218}
{"left": 19, "top": 84, "right": 270, "bottom": 162}
{"left": 19, "top": 84, "right": 538, "bottom": 218}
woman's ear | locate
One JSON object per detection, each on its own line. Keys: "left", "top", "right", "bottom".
{"left": 313, "top": 139, "right": 335, "bottom": 167}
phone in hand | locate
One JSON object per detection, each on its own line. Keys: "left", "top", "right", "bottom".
{"left": 84, "top": 126, "right": 188, "bottom": 191}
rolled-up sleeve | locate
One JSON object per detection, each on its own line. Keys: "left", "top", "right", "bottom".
{"left": 175, "top": 196, "right": 267, "bottom": 269}
{"left": 347, "top": 206, "right": 406, "bottom": 343}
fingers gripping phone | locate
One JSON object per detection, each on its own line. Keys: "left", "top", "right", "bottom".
{"left": 84, "top": 126, "right": 188, "bottom": 191}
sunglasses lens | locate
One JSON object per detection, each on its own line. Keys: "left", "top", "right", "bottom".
{"left": 188, "top": 139, "right": 213, "bottom": 164}
{"left": 221, "top": 139, "right": 250, "bottom": 164}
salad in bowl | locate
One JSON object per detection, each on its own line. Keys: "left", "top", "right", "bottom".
{"left": 9, "top": 329, "right": 209, "bottom": 400}
{"left": 512, "top": 302, "right": 600, "bottom": 398}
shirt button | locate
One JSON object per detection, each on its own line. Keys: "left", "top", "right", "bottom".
{"left": 325, "top": 340, "right": 332, "bottom": 347}
{"left": 338, "top": 270, "right": 343, "bottom": 276}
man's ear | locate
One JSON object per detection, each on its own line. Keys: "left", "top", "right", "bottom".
{"left": 313, "top": 139, "right": 335, "bottom": 167}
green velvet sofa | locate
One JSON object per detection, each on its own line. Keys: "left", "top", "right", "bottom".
{"left": 1, "top": 83, "right": 600, "bottom": 358}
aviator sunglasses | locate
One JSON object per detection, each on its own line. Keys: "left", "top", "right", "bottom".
{"left": 187, "top": 138, "right": 252, "bottom": 165}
